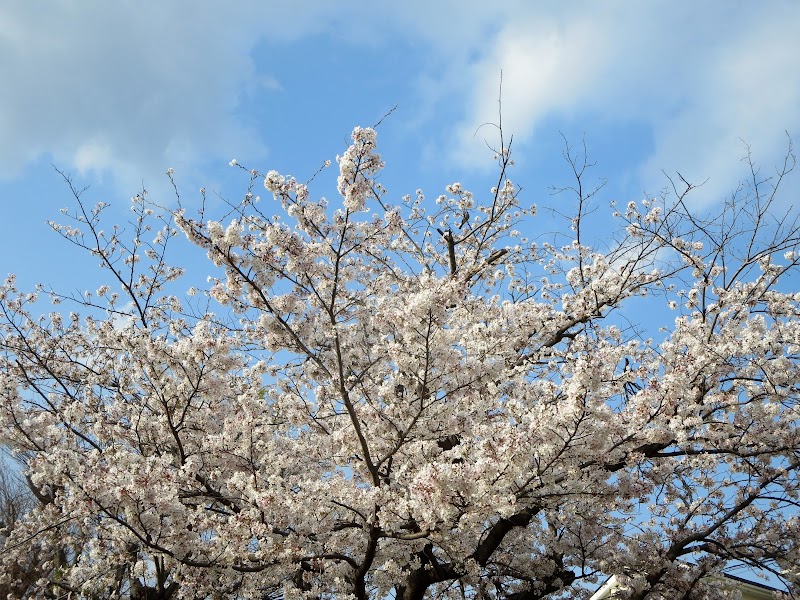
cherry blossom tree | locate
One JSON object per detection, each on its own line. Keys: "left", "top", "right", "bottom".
{"left": 0, "top": 457, "right": 45, "bottom": 599}
{"left": 1, "top": 124, "right": 799, "bottom": 599}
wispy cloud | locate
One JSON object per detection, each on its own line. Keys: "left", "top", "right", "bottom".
{"left": 444, "top": 1, "right": 800, "bottom": 204}
{"left": 0, "top": 2, "right": 324, "bottom": 189}
{"left": 2, "top": 1, "right": 797, "bottom": 208}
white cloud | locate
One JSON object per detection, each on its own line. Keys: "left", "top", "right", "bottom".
{"left": 0, "top": 1, "right": 338, "bottom": 190}
{"left": 638, "top": 8, "right": 800, "bottom": 206}
{"left": 443, "top": 1, "right": 800, "bottom": 205}
{"left": 2, "top": 0, "right": 798, "bottom": 210}
{"left": 449, "top": 10, "right": 614, "bottom": 166}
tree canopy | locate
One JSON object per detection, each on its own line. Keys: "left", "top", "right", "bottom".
{"left": 1, "top": 126, "right": 799, "bottom": 599}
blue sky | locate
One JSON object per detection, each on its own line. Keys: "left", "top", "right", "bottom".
{"left": 2, "top": 1, "right": 800, "bottom": 293}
